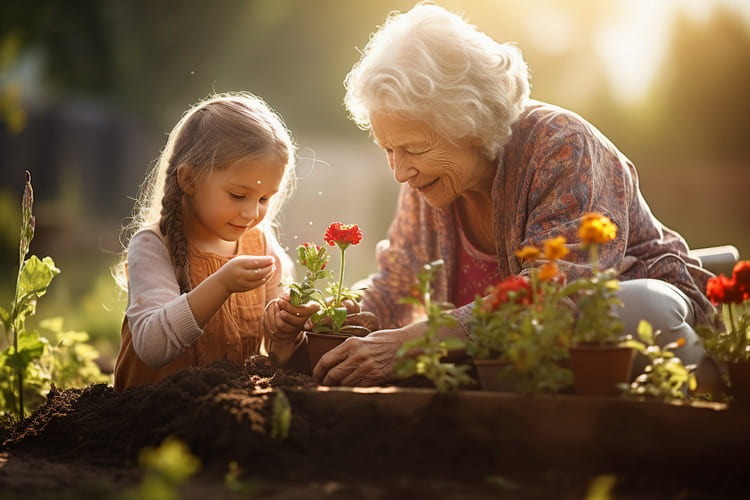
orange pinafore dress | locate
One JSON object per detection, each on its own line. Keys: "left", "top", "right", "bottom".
{"left": 114, "top": 228, "right": 268, "bottom": 392}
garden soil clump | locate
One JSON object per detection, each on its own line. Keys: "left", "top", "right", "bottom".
{"left": 1, "top": 357, "right": 749, "bottom": 499}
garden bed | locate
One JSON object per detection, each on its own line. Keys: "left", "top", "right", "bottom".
{"left": 1, "top": 357, "right": 749, "bottom": 499}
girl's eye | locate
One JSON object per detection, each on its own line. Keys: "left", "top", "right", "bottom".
{"left": 229, "top": 193, "right": 245, "bottom": 200}
{"left": 259, "top": 197, "right": 270, "bottom": 204}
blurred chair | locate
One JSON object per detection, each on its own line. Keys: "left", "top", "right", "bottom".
{"left": 689, "top": 245, "right": 740, "bottom": 276}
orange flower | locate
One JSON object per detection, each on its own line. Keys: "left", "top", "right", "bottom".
{"left": 542, "top": 236, "right": 569, "bottom": 261}
{"left": 578, "top": 213, "right": 617, "bottom": 245}
{"left": 515, "top": 245, "right": 541, "bottom": 261}
{"left": 537, "top": 262, "right": 560, "bottom": 282}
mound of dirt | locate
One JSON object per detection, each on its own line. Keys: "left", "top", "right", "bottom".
{"left": 1, "top": 357, "right": 749, "bottom": 499}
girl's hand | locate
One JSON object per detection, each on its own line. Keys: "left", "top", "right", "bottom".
{"left": 217, "top": 255, "right": 275, "bottom": 293}
{"left": 264, "top": 296, "right": 321, "bottom": 342}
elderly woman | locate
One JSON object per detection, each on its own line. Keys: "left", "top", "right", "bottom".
{"left": 314, "top": 3, "right": 722, "bottom": 390}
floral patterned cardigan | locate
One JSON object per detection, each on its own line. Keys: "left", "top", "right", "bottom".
{"left": 360, "top": 100, "right": 716, "bottom": 333}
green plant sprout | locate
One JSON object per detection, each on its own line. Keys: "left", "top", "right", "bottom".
{"left": 123, "top": 436, "right": 201, "bottom": 500}
{"left": 224, "top": 460, "right": 261, "bottom": 494}
{"left": 0, "top": 171, "right": 60, "bottom": 419}
{"left": 622, "top": 320, "right": 697, "bottom": 401}
{"left": 394, "top": 260, "right": 474, "bottom": 392}
{"left": 270, "top": 389, "right": 291, "bottom": 440}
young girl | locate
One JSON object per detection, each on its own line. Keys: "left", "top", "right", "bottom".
{"left": 114, "top": 92, "right": 318, "bottom": 391}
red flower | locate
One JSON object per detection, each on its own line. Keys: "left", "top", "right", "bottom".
{"left": 706, "top": 275, "right": 745, "bottom": 305}
{"left": 324, "top": 222, "right": 363, "bottom": 250}
{"left": 483, "top": 275, "right": 533, "bottom": 311}
{"left": 732, "top": 260, "right": 750, "bottom": 297}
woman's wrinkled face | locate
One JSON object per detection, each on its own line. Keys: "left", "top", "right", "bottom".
{"left": 370, "top": 111, "right": 493, "bottom": 209}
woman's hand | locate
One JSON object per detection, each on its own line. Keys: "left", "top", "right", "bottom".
{"left": 313, "top": 320, "right": 470, "bottom": 386}
{"left": 342, "top": 312, "right": 381, "bottom": 333}
{"left": 217, "top": 255, "right": 275, "bottom": 293}
{"left": 312, "top": 328, "right": 407, "bottom": 386}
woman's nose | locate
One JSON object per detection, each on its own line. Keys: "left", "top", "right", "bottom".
{"left": 392, "top": 152, "right": 416, "bottom": 183}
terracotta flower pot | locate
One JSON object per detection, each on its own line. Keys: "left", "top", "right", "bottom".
{"left": 569, "top": 344, "right": 635, "bottom": 397}
{"left": 727, "top": 360, "right": 750, "bottom": 405}
{"left": 473, "top": 359, "right": 518, "bottom": 392}
{"left": 305, "top": 326, "right": 370, "bottom": 372}
{"left": 306, "top": 331, "right": 351, "bottom": 371}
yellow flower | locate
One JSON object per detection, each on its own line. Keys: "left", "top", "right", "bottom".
{"left": 578, "top": 213, "right": 617, "bottom": 245}
{"left": 542, "top": 236, "right": 569, "bottom": 261}
{"left": 515, "top": 245, "right": 541, "bottom": 261}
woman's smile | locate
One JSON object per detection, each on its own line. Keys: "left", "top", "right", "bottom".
{"left": 414, "top": 178, "right": 439, "bottom": 193}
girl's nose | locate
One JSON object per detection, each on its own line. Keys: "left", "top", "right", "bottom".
{"left": 241, "top": 201, "right": 259, "bottom": 220}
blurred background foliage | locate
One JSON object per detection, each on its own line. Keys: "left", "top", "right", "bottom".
{"left": 0, "top": 0, "right": 748, "bottom": 369}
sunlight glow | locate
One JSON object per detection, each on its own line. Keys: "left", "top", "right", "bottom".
{"left": 595, "top": 0, "right": 750, "bottom": 103}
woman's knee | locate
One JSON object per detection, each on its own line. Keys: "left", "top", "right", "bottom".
{"left": 616, "top": 279, "right": 703, "bottom": 366}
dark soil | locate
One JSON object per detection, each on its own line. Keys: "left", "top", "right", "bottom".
{"left": 1, "top": 357, "right": 749, "bottom": 499}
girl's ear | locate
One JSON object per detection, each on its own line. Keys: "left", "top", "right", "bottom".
{"left": 177, "top": 165, "right": 195, "bottom": 195}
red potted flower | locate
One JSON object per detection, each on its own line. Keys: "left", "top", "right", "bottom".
{"left": 286, "top": 222, "right": 370, "bottom": 370}
{"left": 697, "top": 260, "right": 750, "bottom": 403}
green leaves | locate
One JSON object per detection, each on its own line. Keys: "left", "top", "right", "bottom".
{"left": 394, "top": 260, "right": 475, "bottom": 392}
{"left": 623, "top": 320, "right": 697, "bottom": 401}
{"left": 4, "top": 330, "right": 47, "bottom": 371}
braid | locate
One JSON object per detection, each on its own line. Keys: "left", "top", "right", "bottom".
{"left": 159, "top": 168, "right": 192, "bottom": 293}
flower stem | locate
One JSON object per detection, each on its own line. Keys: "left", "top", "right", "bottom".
{"left": 335, "top": 244, "right": 345, "bottom": 307}
{"left": 589, "top": 243, "right": 599, "bottom": 275}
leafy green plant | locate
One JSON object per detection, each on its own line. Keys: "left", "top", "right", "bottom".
{"left": 123, "top": 436, "right": 201, "bottom": 500}
{"left": 286, "top": 222, "right": 365, "bottom": 334}
{"left": 0, "top": 172, "right": 108, "bottom": 419}
{"left": 41, "top": 317, "right": 110, "bottom": 388}
{"left": 394, "top": 260, "right": 474, "bottom": 392}
{"left": 622, "top": 320, "right": 697, "bottom": 401}
{"left": 0, "top": 172, "right": 60, "bottom": 419}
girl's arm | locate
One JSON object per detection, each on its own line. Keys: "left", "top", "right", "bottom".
{"left": 127, "top": 230, "right": 274, "bottom": 368}
{"left": 126, "top": 230, "right": 203, "bottom": 368}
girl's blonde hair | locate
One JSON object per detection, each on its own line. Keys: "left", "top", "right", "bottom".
{"left": 344, "top": 2, "right": 530, "bottom": 160}
{"left": 115, "top": 91, "right": 296, "bottom": 292}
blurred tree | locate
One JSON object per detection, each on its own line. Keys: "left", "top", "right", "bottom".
{"left": 652, "top": 8, "right": 750, "bottom": 163}
{"left": 0, "top": 0, "right": 114, "bottom": 93}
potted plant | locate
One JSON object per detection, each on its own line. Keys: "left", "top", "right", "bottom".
{"left": 286, "top": 222, "right": 370, "bottom": 370}
{"left": 467, "top": 213, "right": 633, "bottom": 396}
{"left": 566, "top": 213, "right": 634, "bottom": 397}
{"left": 696, "top": 260, "right": 750, "bottom": 403}
{"left": 467, "top": 236, "right": 575, "bottom": 394}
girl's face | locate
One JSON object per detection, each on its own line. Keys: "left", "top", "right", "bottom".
{"left": 181, "top": 154, "right": 285, "bottom": 253}
{"left": 370, "top": 111, "right": 495, "bottom": 208}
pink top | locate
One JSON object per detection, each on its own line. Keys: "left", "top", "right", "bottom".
{"left": 453, "top": 207, "right": 499, "bottom": 307}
